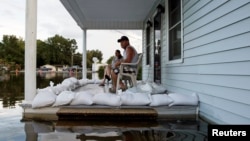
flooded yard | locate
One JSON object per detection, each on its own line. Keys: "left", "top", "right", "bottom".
{"left": 0, "top": 72, "right": 208, "bottom": 141}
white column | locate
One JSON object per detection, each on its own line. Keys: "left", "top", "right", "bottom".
{"left": 24, "top": 0, "right": 37, "bottom": 103}
{"left": 82, "top": 29, "right": 87, "bottom": 79}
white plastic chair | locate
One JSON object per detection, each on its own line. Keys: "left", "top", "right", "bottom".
{"left": 116, "top": 54, "right": 143, "bottom": 94}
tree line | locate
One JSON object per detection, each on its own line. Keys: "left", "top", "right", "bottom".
{"left": 0, "top": 34, "right": 104, "bottom": 71}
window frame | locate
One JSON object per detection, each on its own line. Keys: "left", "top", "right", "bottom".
{"left": 166, "top": 0, "right": 183, "bottom": 64}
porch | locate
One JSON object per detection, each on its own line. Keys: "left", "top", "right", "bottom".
{"left": 21, "top": 82, "right": 198, "bottom": 122}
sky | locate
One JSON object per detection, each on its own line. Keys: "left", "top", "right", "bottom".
{"left": 0, "top": 0, "right": 142, "bottom": 63}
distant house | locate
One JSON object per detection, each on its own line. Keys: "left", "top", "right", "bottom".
{"left": 39, "top": 64, "right": 56, "bottom": 72}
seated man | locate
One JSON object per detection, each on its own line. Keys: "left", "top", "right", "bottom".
{"left": 99, "top": 49, "right": 123, "bottom": 86}
{"left": 109, "top": 36, "right": 138, "bottom": 93}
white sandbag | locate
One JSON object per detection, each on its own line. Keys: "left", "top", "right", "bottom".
{"left": 149, "top": 94, "right": 173, "bottom": 106}
{"left": 150, "top": 82, "right": 167, "bottom": 94}
{"left": 138, "top": 83, "right": 153, "bottom": 93}
{"left": 125, "top": 87, "right": 144, "bottom": 93}
{"left": 37, "top": 86, "right": 55, "bottom": 95}
{"left": 61, "top": 78, "right": 75, "bottom": 90}
{"left": 53, "top": 91, "right": 75, "bottom": 107}
{"left": 32, "top": 90, "right": 57, "bottom": 108}
{"left": 92, "top": 93, "right": 121, "bottom": 106}
{"left": 78, "top": 78, "right": 88, "bottom": 86}
{"left": 70, "top": 91, "right": 93, "bottom": 105}
{"left": 120, "top": 92, "right": 151, "bottom": 106}
{"left": 52, "top": 83, "right": 68, "bottom": 95}
{"left": 168, "top": 93, "right": 199, "bottom": 106}
{"left": 68, "top": 77, "right": 80, "bottom": 88}
{"left": 68, "top": 77, "right": 78, "bottom": 84}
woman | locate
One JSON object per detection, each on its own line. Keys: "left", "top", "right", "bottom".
{"left": 99, "top": 49, "right": 123, "bottom": 86}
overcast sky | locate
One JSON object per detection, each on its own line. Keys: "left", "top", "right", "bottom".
{"left": 0, "top": 0, "right": 142, "bottom": 62}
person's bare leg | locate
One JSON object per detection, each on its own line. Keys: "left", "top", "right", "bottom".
{"left": 100, "top": 66, "right": 108, "bottom": 85}
{"left": 111, "top": 70, "right": 117, "bottom": 90}
{"left": 106, "top": 65, "right": 112, "bottom": 77}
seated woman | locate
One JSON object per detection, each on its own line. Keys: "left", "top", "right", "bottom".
{"left": 99, "top": 49, "right": 123, "bottom": 86}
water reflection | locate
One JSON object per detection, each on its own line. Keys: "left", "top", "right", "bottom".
{"left": 24, "top": 120, "right": 208, "bottom": 141}
{"left": 0, "top": 72, "right": 83, "bottom": 108}
{"left": 0, "top": 72, "right": 24, "bottom": 108}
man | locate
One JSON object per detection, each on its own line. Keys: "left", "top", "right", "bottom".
{"left": 109, "top": 36, "right": 138, "bottom": 93}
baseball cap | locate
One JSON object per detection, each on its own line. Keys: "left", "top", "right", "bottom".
{"left": 117, "top": 36, "right": 129, "bottom": 42}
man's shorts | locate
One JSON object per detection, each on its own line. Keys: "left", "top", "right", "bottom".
{"left": 113, "top": 66, "right": 136, "bottom": 75}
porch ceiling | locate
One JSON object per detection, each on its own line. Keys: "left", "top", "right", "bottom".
{"left": 60, "top": 0, "right": 158, "bottom": 29}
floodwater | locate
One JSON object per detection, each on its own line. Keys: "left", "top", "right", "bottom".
{"left": 0, "top": 72, "right": 208, "bottom": 141}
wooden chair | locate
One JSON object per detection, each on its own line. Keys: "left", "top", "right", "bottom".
{"left": 116, "top": 54, "right": 143, "bottom": 94}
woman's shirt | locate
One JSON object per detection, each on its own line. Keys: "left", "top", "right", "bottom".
{"left": 111, "top": 56, "right": 123, "bottom": 69}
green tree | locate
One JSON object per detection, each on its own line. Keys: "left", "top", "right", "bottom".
{"left": 45, "top": 34, "right": 78, "bottom": 65}
{"left": 0, "top": 35, "right": 24, "bottom": 70}
{"left": 37, "top": 40, "right": 50, "bottom": 67}
{"left": 73, "top": 52, "right": 82, "bottom": 67}
{"left": 106, "top": 56, "right": 115, "bottom": 64}
{"left": 86, "top": 49, "right": 103, "bottom": 69}
{"left": 37, "top": 35, "right": 79, "bottom": 67}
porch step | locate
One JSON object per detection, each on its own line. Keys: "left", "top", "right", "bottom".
{"left": 56, "top": 107, "right": 157, "bottom": 121}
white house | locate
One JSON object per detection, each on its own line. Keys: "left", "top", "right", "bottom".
{"left": 140, "top": 0, "right": 250, "bottom": 124}
{"left": 24, "top": 0, "right": 250, "bottom": 124}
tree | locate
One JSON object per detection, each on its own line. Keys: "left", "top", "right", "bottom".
{"left": 0, "top": 35, "right": 24, "bottom": 70}
{"left": 73, "top": 52, "right": 82, "bottom": 67}
{"left": 86, "top": 49, "right": 103, "bottom": 69}
{"left": 44, "top": 34, "right": 78, "bottom": 65}
{"left": 37, "top": 39, "right": 50, "bottom": 67}
{"left": 106, "top": 56, "right": 115, "bottom": 64}
{"left": 0, "top": 34, "right": 80, "bottom": 70}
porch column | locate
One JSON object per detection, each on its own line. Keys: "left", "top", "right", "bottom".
{"left": 82, "top": 29, "right": 87, "bottom": 79}
{"left": 24, "top": 0, "right": 37, "bottom": 103}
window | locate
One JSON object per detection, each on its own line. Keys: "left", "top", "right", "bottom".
{"left": 168, "top": 0, "right": 182, "bottom": 61}
{"left": 154, "top": 12, "right": 162, "bottom": 83}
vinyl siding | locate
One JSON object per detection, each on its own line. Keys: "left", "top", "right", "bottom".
{"left": 176, "top": 0, "right": 249, "bottom": 124}
{"left": 143, "top": 0, "right": 250, "bottom": 124}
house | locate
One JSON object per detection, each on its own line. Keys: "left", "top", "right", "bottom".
{"left": 23, "top": 0, "right": 250, "bottom": 124}
{"left": 61, "top": 0, "right": 250, "bottom": 124}
{"left": 39, "top": 64, "right": 55, "bottom": 71}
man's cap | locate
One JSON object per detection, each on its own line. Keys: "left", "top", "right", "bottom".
{"left": 117, "top": 36, "right": 129, "bottom": 42}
